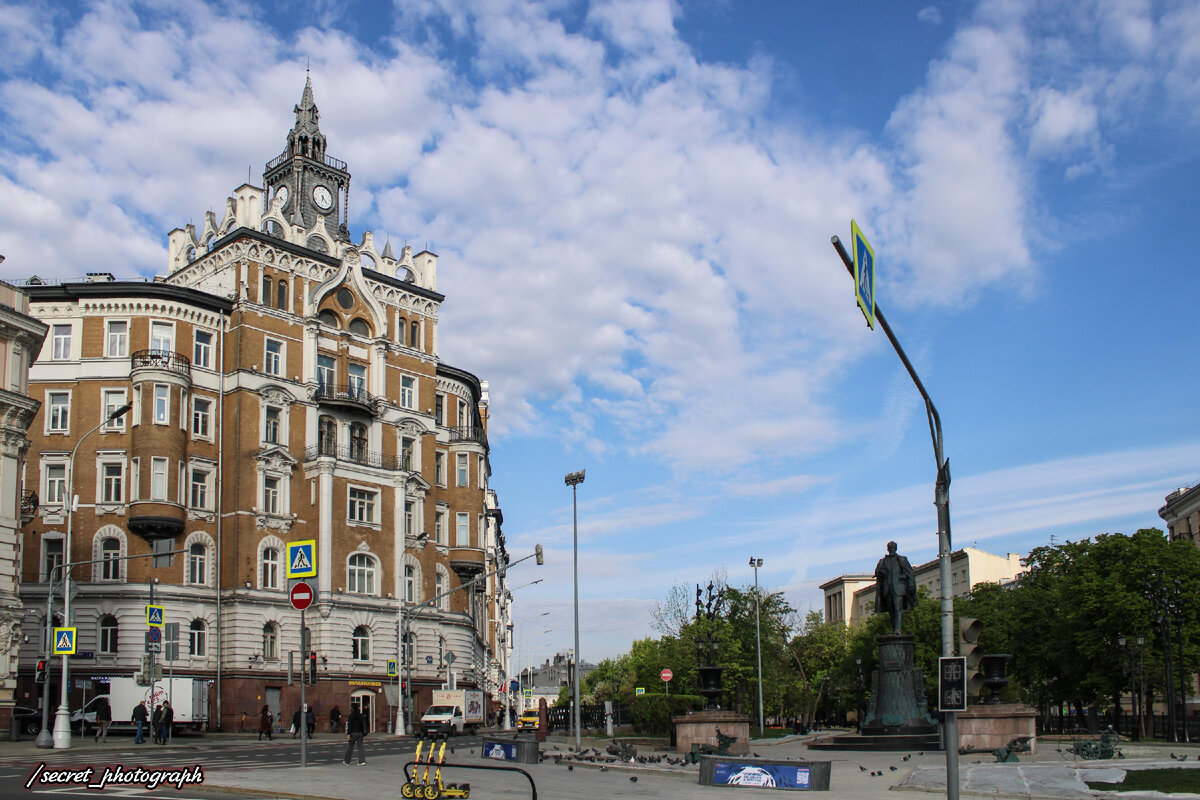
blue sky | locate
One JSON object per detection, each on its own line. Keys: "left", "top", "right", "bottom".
{"left": 3, "top": 0, "right": 1199, "bottom": 669}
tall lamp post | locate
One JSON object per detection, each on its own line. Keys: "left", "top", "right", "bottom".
{"left": 1118, "top": 634, "right": 1145, "bottom": 740}
{"left": 396, "top": 530, "right": 428, "bottom": 735}
{"left": 53, "top": 402, "right": 131, "bottom": 749}
{"left": 564, "top": 469, "right": 585, "bottom": 750}
{"left": 749, "top": 557, "right": 764, "bottom": 736}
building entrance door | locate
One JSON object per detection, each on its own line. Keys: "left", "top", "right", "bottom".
{"left": 351, "top": 690, "right": 374, "bottom": 733}
{"left": 266, "top": 687, "right": 281, "bottom": 733}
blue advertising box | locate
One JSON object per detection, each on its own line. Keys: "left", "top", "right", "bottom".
{"left": 700, "top": 755, "right": 831, "bottom": 791}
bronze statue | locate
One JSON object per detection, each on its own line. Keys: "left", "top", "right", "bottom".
{"left": 874, "top": 541, "right": 916, "bottom": 634}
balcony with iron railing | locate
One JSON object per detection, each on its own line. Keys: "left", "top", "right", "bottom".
{"left": 131, "top": 349, "right": 191, "bottom": 377}
{"left": 449, "top": 426, "right": 489, "bottom": 448}
{"left": 266, "top": 149, "right": 347, "bottom": 172}
{"left": 305, "top": 441, "right": 413, "bottom": 472}
{"left": 20, "top": 491, "right": 39, "bottom": 523}
{"left": 313, "top": 382, "right": 380, "bottom": 415}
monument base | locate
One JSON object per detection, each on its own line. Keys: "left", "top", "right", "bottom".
{"left": 861, "top": 634, "right": 937, "bottom": 736}
{"left": 672, "top": 710, "right": 751, "bottom": 756}
{"left": 958, "top": 703, "right": 1038, "bottom": 754}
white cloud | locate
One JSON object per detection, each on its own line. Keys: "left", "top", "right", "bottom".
{"left": 918, "top": 6, "right": 943, "bottom": 26}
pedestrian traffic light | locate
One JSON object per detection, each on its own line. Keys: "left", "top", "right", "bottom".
{"left": 401, "top": 681, "right": 408, "bottom": 693}
{"left": 959, "top": 617, "right": 985, "bottom": 698}
{"left": 135, "top": 656, "right": 151, "bottom": 685}
{"left": 35, "top": 659, "right": 47, "bottom": 684}
{"left": 152, "top": 663, "right": 163, "bottom": 681}
{"left": 309, "top": 652, "right": 318, "bottom": 685}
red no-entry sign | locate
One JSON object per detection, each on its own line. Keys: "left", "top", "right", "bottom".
{"left": 290, "top": 581, "right": 314, "bottom": 611}
{"left": 661, "top": 669, "right": 673, "bottom": 682}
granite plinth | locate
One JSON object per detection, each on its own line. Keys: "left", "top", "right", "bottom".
{"left": 672, "top": 710, "right": 751, "bottom": 756}
{"left": 861, "top": 634, "right": 937, "bottom": 736}
{"left": 957, "top": 702, "right": 1038, "bottom": 754}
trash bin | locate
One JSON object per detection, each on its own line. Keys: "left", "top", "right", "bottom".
{"left": 9, "top": 715, "right": 20, "bottom": 741}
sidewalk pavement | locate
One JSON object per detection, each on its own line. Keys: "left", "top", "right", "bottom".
{"left": 5, "top": 730, "right": 1200, "bottom": 799}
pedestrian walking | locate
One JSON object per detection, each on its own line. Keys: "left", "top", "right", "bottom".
{"left": 94, "top": 698, "right": 112, "bottom": 742}
{"left": 259, "top": 705, "right": 273, "bottom": 741}
{"left": 159, "top": 700, "right": 173, "bottom": 744}
{"left": 291, "top": 707, "right": 301, "bottom": 738}
{"left": 306, "top": 706, "right": 316, "bottom": 737}
{"left": 151, "top": 705, "right": 163, "bottom": 744}
{"left": 132, "top": 701, "right": 148, "bottom": 744}
{"left": 343, "top": 707, "right": 367, "bottom": 765}
{"left": 240, "top": 711, "right": 247, "bottom": 732}
{"left": 330, "top": 705, "right": 341, "bottom": 733}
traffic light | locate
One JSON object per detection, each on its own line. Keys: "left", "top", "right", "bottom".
{"left": 401, "top": 681, "right": 408, "bottom": 693}
{"left": 152, "top": 663, "right": 163, "bottom": 681}
{"left": 135, "top": 656, "right": 151, "bottom": 686}
{"left": 958, "top": 617, "right": 984, "bottom": 698}
{"left": 309, "top": 652, "right": 318, "bottom": 685}
{"left": 535, "top": 544, "right": 544, "bottom": 565}
{"left": 35, "top": 659, "right": 47, "bottom": 684}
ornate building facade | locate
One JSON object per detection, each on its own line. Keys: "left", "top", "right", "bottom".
{"left": 17, "top": 80, "right": 512, "bottom": 733}
{"left": 0, "top": 281, "right": 48, "bottom": 735}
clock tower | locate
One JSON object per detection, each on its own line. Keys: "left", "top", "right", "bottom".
{"left": 263, "top": 75, "right": 351, "bottom": 248}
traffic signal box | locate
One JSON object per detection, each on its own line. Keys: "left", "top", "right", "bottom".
{"left": 35, "top": 659, "right": 47, "bottom": 683}
{"left": 958, "top": 617, "right": 985, "bottom": 698}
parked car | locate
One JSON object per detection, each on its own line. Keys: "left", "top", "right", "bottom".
{"left": 516, "top": 710, "right": 540, "bottom": 731}
{"left": 12, "top": 705, "right": 43, "bottom": 736}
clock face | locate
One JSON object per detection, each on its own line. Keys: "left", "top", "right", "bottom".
{"left": 313, "top": 185, "right": 333, "bottom": 210}
{"left": 274, "top": 185, "right": 289, "bottom": 205}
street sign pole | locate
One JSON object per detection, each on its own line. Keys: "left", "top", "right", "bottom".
{"left": 832, "top": 232, "right": 958, "bottom": 800}
{"left": 300, "top": 605, "right": 307, "bottom": 768}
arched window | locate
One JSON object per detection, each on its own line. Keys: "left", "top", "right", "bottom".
{"left": 189, "top": 619, "right": 207, "bottom": 656}
{"left": 409, "top": 321, "right": 419, "bottom": 349}
{"left": 262, "top": 276, "right": 273, "bottom": 306}
{"left": 187, "top": 542, "right": 207, "bottom": 585}
{"left": 261, "top": 548, "right": 280, "bottom": 589}
{"left": 349, "top": 423, "right": 368, "bottom": 463}
{"left": 318, "top": 310, "right": 340, "bottom": 329}
{"left": 404, "top": 564, "right": 417, "bottom": 603}
{"left": 347, "top": 553, "right": 376, "bottom": 595}
{"left": 348, "top": 318, "right": 370, "bottom": 337}
{"left": 351, "top": 626, "right": 371, "bottom": 661}
{"left": 100, "top": 537, "right": 121, "bottom": 581}
{"left": 263, "top": 622, "right": 279, "bottom": 660}
{"left": 277, "top": 279, "right": 288, "bottom": 310}
{"left": 99, "top": 615, "right": 119, "bottom": 654}
{"left": 318, "top": 416, "right": 337, "bottom": 455}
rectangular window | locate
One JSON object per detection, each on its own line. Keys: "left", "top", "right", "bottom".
{"left": 264, "top": 406, "right": 281, "bottom": 444}
{"left": 457, "top": 399, "right": 468, "bottom": 428}
{"left": 349, "top": 488, "right": 377, "bottom": 523}
{"left": 400, "top": 375, "right": 415, "bottom": 408}
{"left": 316, "top": 354, "right": 336, "bottom": 390}
{"left": 264, "top": 338, "right": 283, "bottom": 376}
{"left": 51, "top": 324, "right": 71, "bottom": 360}
{"left": 193, "top": 330, "right": 212, "bottom": 368}
{"left": 435, "top": 452, "right": 446, "bottom": 486}
{"left": 101, "top": 463, "right": 124, "bottom": 503}
{"left": 189, "top": 624, "right": 206, "bottom": 657}
{"left": 106, "top": 320, "right": 128, "bottom": 357}
{"left": 479, "top": 455, "right": 486, "bottom": 488}
{"left": 404, "top": 500, "right": 415, "bottom": 537}
{"left": 456, "top": 453, "right": 469, "bottom": 487}
{"left": 102, "top": 389, "right": 127, "bottom": 431}
{"left": 435, "top": 394, "right": 444, "bottom": 425}
{"left": 43, "top": 538, "right": 64, "bottom": 582}
{"left": 401, "top": 436, "right": 415, "bottom": 470}
{"left": 348, "top": 363, "right": 367, "bottom": 400}
{"left": 456, "top": 512, "right": 469, "bottom": 547}
{"left": 150, "top": 457, "right": 168, "bottom": 500}
{"left": 45, "top": 464, "right": 67, "bottom": 504}
{"left": 435, "top": 509, "right": 447, "bottom": 546}
{"left": 192, "top": 397, "right": 211, "bottom": 437}
{"left": 150, "top": 321, "right": 173, "bottom": 354}
{"left": 153, "top": 384, "right": 169, "bottom": 424}
{"left": 47, "top": 392, "right": 70, "bottom": 432}
{"left": 263, "top": 476, "right": 280, "bottom": 514}
{"left": 190, "top": 468, "right": 210, "bottom": 510}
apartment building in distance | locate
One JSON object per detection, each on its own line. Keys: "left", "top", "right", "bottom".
{"left": 821, "top": 546, "right": 1023, "bottom": 627}
{"left": 1160, "top": 483, "right": 1200, "bottom": 546}
{"left": 16, "top": 79, "right": 513, "bottom": 733}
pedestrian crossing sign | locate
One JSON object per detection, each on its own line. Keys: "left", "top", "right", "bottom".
{"left": 387, "top": 659, "right": 398, "bottom": 677}
{"left": 286, "top": 540, "right": 317, "bottom": 578}
{"left": 146, "top": 605, "right": 165, "bottom": 626}
{"left": 53, "top": 627, "right": 77, "bottom": 655}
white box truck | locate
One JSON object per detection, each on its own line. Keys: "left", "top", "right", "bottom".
{"left": 418, "top": 689, "right": 485, "bottom": 736}
{"left": 73, "top": 677, "right": 209, "bottom": 733}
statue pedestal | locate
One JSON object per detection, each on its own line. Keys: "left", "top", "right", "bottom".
{"left": 958, "top": 703, "right": 1038, "bottom": 753}
{"left": 862, "top": 634, "right": 937, "bottom": 735}
{"left": 672, "top": 711, "right": 751, "bottom": 755}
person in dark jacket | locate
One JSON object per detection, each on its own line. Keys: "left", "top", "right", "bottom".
{"left": 151, "top": 705, "right": 163, "bottom": 743}
{"left": 132, "top": 701, "right": 149, "bottom": 744}
{"left": 330, "top": 705, "right": 341, "bottom": 733}
{"left": 306, "top": 706, "right": 316, "bottom": 737}
{"left": 259, "top": 705, "right": 273, "bottom": 741}
{"left": 158, "top": 701, "right": 173, "bottom": 744}
{"left": 343, "top": 707, "right": 367, "bottom": 765}
{"left": 292, "top": 708, "right": 302, "bottom": 738}
{"left": 94, "top": 698, "right": 112, "bottom": 742}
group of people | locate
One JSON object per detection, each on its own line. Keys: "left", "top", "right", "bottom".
{"left": 130, "top": 700, "right": 172, "bottom": 744}
{"left": 255, "top": 702, "right": 366, "bottom": 765}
